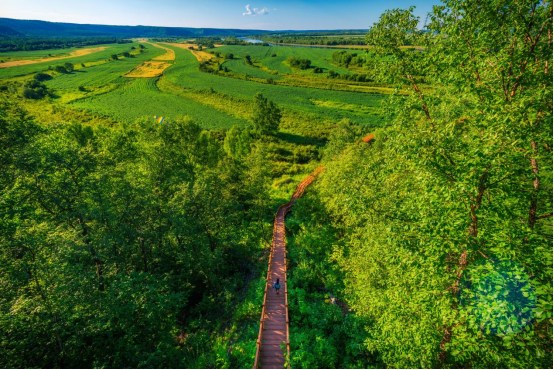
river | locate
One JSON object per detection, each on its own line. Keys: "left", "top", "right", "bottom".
{"left": 238, "top": 37, "right": 360, "bottom": 49}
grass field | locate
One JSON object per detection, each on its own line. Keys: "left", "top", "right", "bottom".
{"left": 0, "top": 42, "right": 142, "bottom": 79}
{"left": 162, "top": 44, "right": 384, "bottom": 127}
{"left": 1, "top": 40, "right": 387, "bottom": 131}
{"left": 0, "top": 47, "right": 108, "bottom": 68}
{"left": 124, "top": 43, "right": 174, "bottom": 77}
{"left": 71, "top": 77, "right": 249, "bottom": 129}
{"left": 45, "top": 45, "right": 165, "bottom": 90}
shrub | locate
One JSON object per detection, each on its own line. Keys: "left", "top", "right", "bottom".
{"left": 54, "top": 65, "right": 67, "bottom": 74}
{"left": 34, "top": 72, "right": 52, "bottom": 81}
{"left": 286, "top": 56, "right": 311, "bottom": 70}
{"left": 63, "top": 62, "right": 74, "bottom": 72}
{"left": 22, "top": 80, "right": 48, "bottom": 99}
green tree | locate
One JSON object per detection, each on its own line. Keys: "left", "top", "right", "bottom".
{"left": 315, "top": 0, "right": 552, "bottom": 368}
{"left": 63, "top": 62, "right": 74, "bottom": 72}
{"left": 54, "top": 65, "right": 67, "bottom": 74}
{"left": 251, "top": 92, "right": 281, "bottom": 136}
{"left": 224, "top": 125, "right": 254, "bottom": 160}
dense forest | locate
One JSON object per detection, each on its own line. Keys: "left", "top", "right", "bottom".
{"left": 287, "top": 1, "right": 553, "bottom": 368}
{"left": 0, "top": 0, "right": 552, "bottom": 368}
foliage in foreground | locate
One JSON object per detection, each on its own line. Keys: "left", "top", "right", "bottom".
{"left": 0, "top": 102, "right": 273, "bottom": 368}
{"left": 312, "top": 0, "right": 552, "bottom": 367}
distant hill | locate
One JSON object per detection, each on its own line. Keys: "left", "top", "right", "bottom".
{"left": 0, "top": 24, "right": 23, "bottom": 37}
{"left": 0, "top": 18, "right": 272, "bottom": 38}
{"left": 0, "top": 18, "right": 366, "bottom": 38}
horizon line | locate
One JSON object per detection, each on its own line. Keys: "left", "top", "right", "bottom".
{"left": 0, "top": 16, "right": 370, "bottom": 33}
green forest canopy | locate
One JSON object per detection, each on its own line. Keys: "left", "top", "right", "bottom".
{"left": 0, "top": 0, "right": 552, "bottom": 368}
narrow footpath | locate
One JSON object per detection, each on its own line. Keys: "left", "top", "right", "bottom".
{"left": 254, "top": 166, "right": 324, "bottom": 369}
{"left": 253, "top": 134, "right": 374, "bottom": 368}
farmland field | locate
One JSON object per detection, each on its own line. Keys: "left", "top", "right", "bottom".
{"left": 0, "top": 39, "right": 386, "bottom": 129}
{"left": 72, "top": 78, "right": 249, "bottom": 129}
{"left": 0, "top": 42, "right": 142, "bottom": 79}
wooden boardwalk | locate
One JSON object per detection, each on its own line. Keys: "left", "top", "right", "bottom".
{"left": 254, "top": 166, "right": 324, "bottom": 369}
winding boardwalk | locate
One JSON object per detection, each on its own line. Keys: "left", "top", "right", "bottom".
{"left": 254, "top": 135, "right": 374, "bottom": 368}
{"left": 254, "top": 166, "right": 324, "bottom": 369}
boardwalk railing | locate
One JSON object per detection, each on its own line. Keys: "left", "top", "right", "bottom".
{"left": 253, "top": 166, "right": 324, "bottom": 369}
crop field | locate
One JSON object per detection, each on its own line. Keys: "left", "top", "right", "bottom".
{"left": 71, "top": 77, "right": 249, "bottom": 129}
{"left": 0, "top": 42, "right": 142, "bottom": 79}
{"left": 149, "top": 43, "right": 176, "bottom": 61}
{"left": 222, "top": 58, "right": 282, "bottom": 80}
{"left": 165, "top": 43, "right": 216, "bottom": 62}
{"left": 124, "top": 61, "right": 172, "bottom": 77}
{"left": 46, "top": 46, "right": 165, "bottom": 89}
{"left": 0, "top": 46, "right": 109, "bottom": 62}
{"left": 162, "top": 44, "right": 384, "bottom": 126}
{"left": 123, "top": 42, "right": 174, "bottom": 77}
{"left": 1, "top": 39, "right": 387, "bottom": 130}
{"left": 0, "top": 47, "right": 107, "bottom": 68}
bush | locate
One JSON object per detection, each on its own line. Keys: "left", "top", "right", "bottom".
{"left": 22, "top": 80, "right": 48, "bottom": 99}
{"left": 78, "top": 86, "right": 87, "bottom": 92}
{"left": 54, "top": 65, "right": 67, "bottom": 74}
{"left": 224, "top": 53, "right": 233, "bottom": 59}
{"left": 34, "top": 72, "right": 52, "bottom": 81}
{"left": 111, "top": 54, "right": 118, "bottom": 60}
{"left": 271, "top": 53, "right": 277, "bottom": 57}
{"left": 313, "top": 67, "right": 323, "bottom": 73}
{"left": 286, "top": 56, "right": 312, "bottom": 70}
{"left": 64, "top": 62, "right": 74, "bottom": 72}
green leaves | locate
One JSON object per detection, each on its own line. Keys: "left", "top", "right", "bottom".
{"left": 251, "top": 92, "right": 282, "bottom": 136}
{"left": 310, "top": 0, "right": 552, "bottom": 367}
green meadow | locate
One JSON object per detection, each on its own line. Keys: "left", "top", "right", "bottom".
{"left": 0, "top": 40, "right": 385, "bottom": 129}
{"left": 0, "top": 42, "right": 141, "bottom": 79}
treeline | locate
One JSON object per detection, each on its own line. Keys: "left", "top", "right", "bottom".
{"left": 194, "top": 36, "right": 249, "bottom": 47}
{"left": 0, "top": 36, "right": 131, "bottom": 52}
{"left": 257, "top": 35, "right": 367, "bottom": 46}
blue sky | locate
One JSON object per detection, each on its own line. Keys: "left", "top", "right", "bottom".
{"left": 0, "top": 0, "right": 439, "bottom": 30}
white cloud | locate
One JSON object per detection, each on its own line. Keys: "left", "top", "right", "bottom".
{"left": 243, "top": 4, "right": 270, "bottom": 16}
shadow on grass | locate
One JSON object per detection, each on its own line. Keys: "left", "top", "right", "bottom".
{"left": 277, "top": 132, "right": 326, "bottom": 147}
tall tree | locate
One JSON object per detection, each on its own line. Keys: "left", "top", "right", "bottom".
{"left": 316, "top": 0, "right": 552, "bottom": 368}
{"left": 251, "top": 92, "right": 282, "bottom": 136}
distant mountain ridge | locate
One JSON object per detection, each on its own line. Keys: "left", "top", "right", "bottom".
{"left": 0, "top": 17, "right": 366, "bottom": 38}
{"left": 0, "top": 18, "right": 269, "bottom": 37}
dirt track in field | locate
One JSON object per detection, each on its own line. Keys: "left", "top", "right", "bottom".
{"left": 163, "top": 42, "right": 220, "bottom": 62}
{"left": 124, "top": 42, "right": 175, "bottom": 78}
{"left": 0, "top": 47, "right": 107, "bottom": 68}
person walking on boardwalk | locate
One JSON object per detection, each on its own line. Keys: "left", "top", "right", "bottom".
{"left": 273, "top": 278, "right": 281, "bottom": 294}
